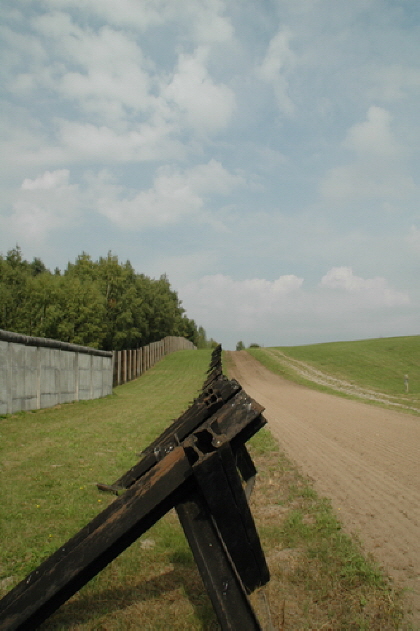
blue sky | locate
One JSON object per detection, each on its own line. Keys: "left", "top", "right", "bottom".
{"left": 1, "top": 1, "right": 419, "bottom": 350}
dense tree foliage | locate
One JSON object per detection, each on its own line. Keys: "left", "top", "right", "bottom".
{"left": 0, "top": 247, "right": 210, "bottom": 350}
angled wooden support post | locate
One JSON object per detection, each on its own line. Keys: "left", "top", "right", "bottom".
{"left": 176, "top": 438, "right": 269, "bottom": 631}
{"left": 0, "top": 346, "right": 270, "bottom": 631}
{"left": 176, "top": 486, "right": 263, "bottom": 631}
{"left": 188, "top": 443, "right": 269, "bottom": 594}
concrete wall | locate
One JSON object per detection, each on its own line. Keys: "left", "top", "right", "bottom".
{"left": 0, "top": 330, "right": 113, "bottom": 415}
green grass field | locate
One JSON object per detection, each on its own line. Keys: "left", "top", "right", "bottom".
{"left": 248, "top": 335, "right": 420, "bottom": 412}
{"left": 0, "top": 345, "right": 406, "bottom": 629}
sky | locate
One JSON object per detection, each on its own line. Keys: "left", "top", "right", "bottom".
{"left": 1, "top": 0, "right": 419, "bottom": 350}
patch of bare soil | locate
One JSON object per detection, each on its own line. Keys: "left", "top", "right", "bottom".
{"left": 227, "top": 351, "right": 420, "bottom": 628}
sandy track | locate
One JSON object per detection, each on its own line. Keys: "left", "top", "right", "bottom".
{"left": 227, "top": 351, "right": 420, "bottom": 626}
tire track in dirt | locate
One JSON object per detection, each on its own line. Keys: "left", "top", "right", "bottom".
{"left": 227, "top": 351, "right": 420, "bottom": 627}
{"left": 265, "top": 349, "right": 420, "bottom": 413}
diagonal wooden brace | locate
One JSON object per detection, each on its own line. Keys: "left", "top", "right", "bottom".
{"left": 0, "top": 388, "right": 267, "bottom": 631}
{"left": 98, "top": 376, "right": 241, "bottom": 494}
{"left": 176, "top": 483, "right": 263, "bottom": 631}
{"left": 186, "top": 442, "right": 269, "bottom": 594}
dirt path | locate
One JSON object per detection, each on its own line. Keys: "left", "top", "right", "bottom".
{"left": 227, "top": 351, "right": 420, "bottom": 627}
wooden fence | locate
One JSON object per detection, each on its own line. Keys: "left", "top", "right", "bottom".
{"left": 113, "top": 336, "right": 196, "bottom": 387}
{"left": 0, "top": 330, "right": 195, "bottom": 415}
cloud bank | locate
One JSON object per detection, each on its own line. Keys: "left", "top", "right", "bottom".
{"left": 1, "top": 1, "right": 419, "bottom": 349}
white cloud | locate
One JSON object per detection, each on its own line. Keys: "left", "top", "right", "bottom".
{"left": 255, "top": 146, "right": 288, "bottom": 168}
{"left": 1, "top": 2, "right": 419, "bottom": 349}
{"left": 256, "top": 29, "right": 296, "bottom": 115}
{"left": 1, "top": 23, "right": 48, "bottom": 89}
{"left": 142, "top": 250, "right": 218, "bottom": 289}
{"left": 10, "top": 11, "right": 235, "bottom": 162}
{"left": 406, "top": 226, "right": 420, "bottom": 253}
{"left": 40, "top": 0, "right": 234, "bottom": 44}
{"left": 32, "top": 14, "right": 155, "bottom": 123}
{"left": 185, "top": 0, "right": 234, "bottom": 44}
{"left": 57, "top": 120, "right": 184, "bottom": 163}
{"left": 320, "top": 267, "right": 409, "bottom": 307}
{"left": 41, "top": 0, "right": 164, "bottom": 30}
{"left": 321, "top": 106, "right": 416, "bottom": 202}
{"left": 181, "top": 159, "right": 244, "bottom": 194}
{"left": 2, "top": 169, "right": 81, "bottom": 244}
{"left": 369, "top": 64, "right": 420, "bottom": 102}
{"left": 320, "top": 162, "right": 415, "bottom": 202}
{"left": 182, "top": 273, "right": 304, "bottom": 331}
{"left": 180, "top": 268, "right": 411, "bottom": 347}
{"left": 92, "top": 160, "right": 244, "bottom": 229}
{"left": 59, "top": 36, "right": 152, "bottom": 121}
{"left": 94, "top": 171, "right": 202, "bottom": 229}
{"left": 22, "top": 169, "right": 70, "bottom": 190}
{"left": 164, "top": 48, "right": 236, "bottom": 135}
{"left": 343, "top": 106, "right": 400, "bottom": 158}
{"left": 32, "top": 0, "right": 236, "bottom": 123}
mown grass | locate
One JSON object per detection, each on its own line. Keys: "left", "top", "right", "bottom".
{"left": 0, "top": 349, "right": 217, "bottom": 629}
{"left": 0, "top": 347, "right": 406, "bottom": 629}
{"left": 248, "top": 335, "right": 420, "bottom": 411}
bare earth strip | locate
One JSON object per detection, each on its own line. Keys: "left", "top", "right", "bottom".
{"left": 227, "top": 351, "right": 420, "bottom": 627}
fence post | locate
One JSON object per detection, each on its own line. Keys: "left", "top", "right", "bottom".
{"left": 122, "top": 350, "right": 127, "bottom": 385}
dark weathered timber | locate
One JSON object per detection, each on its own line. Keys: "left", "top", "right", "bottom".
{"left": 191, "top": 444, "right": 269, "bottom": 594}
{"left": 101, "top": 375, "right": 241, "bottom": 493}
{"left": 176, "top": 484, "right": 262, "bottom": 631}
{"left": 0, "top": 447, "right": 191, "bottom": 631}
{"left": 0, "top": 345, "right": 270, "bottom": 631}
{"left": 202, "top": 344, "right": 224, "bottom": 389}
{"left": 0, "top": 386, "right": 266, "bottom": 631}
{"left": 235, "top": 443, "right": 258, "bottom": 500}
{"left": 143, "top": 376, "right": 241, "bottom": 455}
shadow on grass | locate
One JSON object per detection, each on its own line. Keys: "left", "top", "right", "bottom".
{"left": 41, "top": 562, "right": 217, "bottom": 630}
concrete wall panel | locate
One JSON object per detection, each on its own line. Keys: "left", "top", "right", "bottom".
{"left": 59, "top": 350, "right": 77, "bottom": 404}
{"left": 0, "top": 330, "right": 191, "bottom": 415}
{"left": 40, "top": 348, "right": 61, "bottom": 409}
{"left": 0, "top": 330, "right": 113, "bottom": 415}
{"left": 78, "top": 353, "right": 93, "bottom": 401}
{"left": 11, "top": 344, "right": 38, "bottom": 413}
{"left": 0, "top": 341, "right": 8, "bottom": 415}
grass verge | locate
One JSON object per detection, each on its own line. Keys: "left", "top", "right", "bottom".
{"left": 247, "top": 430, "right": 405, "bottom": 629}
{"left": 248, "top": 336, "right": 420, "bottom": 413}
{"left": 0, "top": 348, "right": 406, "bottom": 629}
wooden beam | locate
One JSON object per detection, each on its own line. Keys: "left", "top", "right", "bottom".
{"left": 0, "top": 389, "right": 265, "bottom": 631}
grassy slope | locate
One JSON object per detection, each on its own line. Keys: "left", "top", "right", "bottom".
{"left": 279, "top": 336, "right": 420, "bottom": 394}
{"left": 0, "top": 350, "right": 217, "bottom": 629}
{"left": 248, "top": 335, "right": 420, "bottom": 409}
{"left": 0, "top": 346, "right": 406, "bottom": 629}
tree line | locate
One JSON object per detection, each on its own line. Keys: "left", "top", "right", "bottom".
{"left": 0, "top": 247, "right": 213, "bottom": 351}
